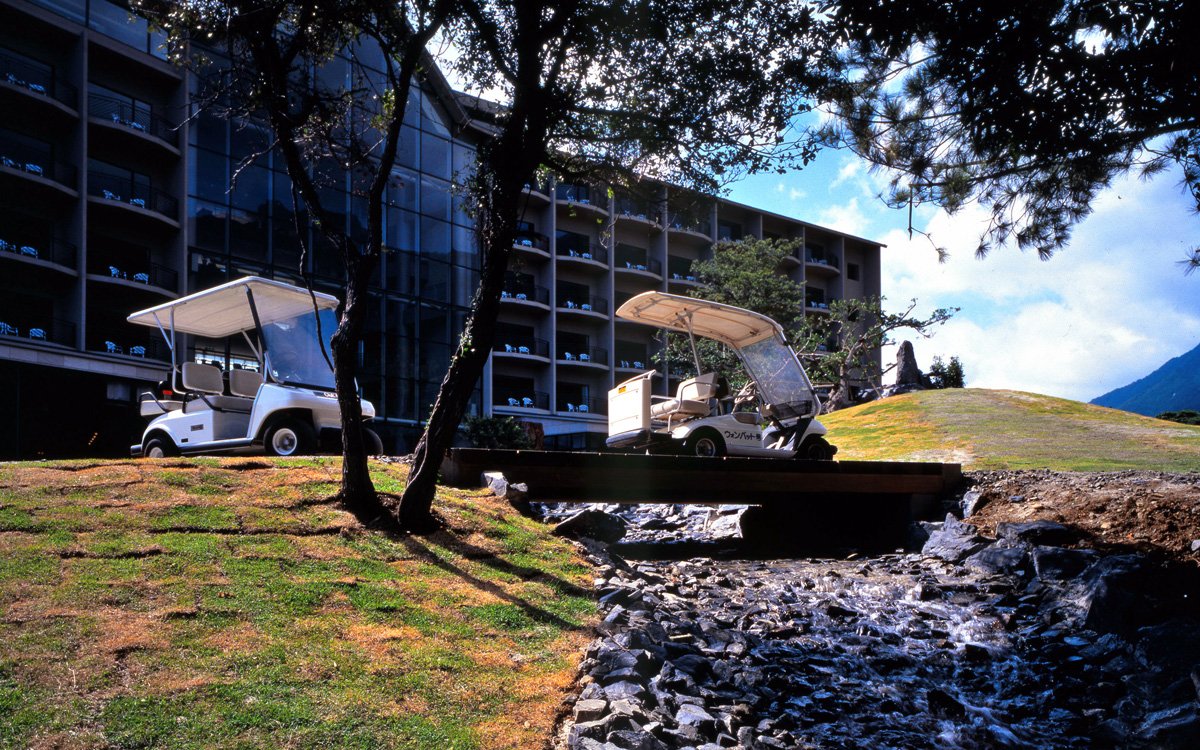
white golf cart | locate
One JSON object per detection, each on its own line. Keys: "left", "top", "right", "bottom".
{"left": 607, "top": 291, "right": 836, "bottom": 460}
{"left": 127, "top": 276, "right": 380, "bottom": 458}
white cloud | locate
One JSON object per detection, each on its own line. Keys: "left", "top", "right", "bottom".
{"left": 880, "top": 172, "right": 1200, "bottom": 402}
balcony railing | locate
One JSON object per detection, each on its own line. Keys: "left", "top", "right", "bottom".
{"left": 494, "top": 337, "right": 550, "bottom": 358}
{"left": 522, "top": 178, "right": 551, "bottom": 196}
{"left": 0, "top": 235, "right": 77, "bottom": 268}
{"left": 501, "top": 284, "right": 549, "bottom": 306}
{"left": 89, "top": 330, "right": 169, "bottom": 360}
{"left": 807, "top": 254, "right": 840, "bottom": 269}
{"left": 0, "top": 316, "right": 74, "bottom": 347}
{"left": 555, "top": 182, "right": 594, "bottom": 204}
{"left": 497, "top": 390, "right": 549, "bottom": 410}
{"left": 615, "top": 197, "right": 656, "bottom": 222}
{"left": 617, "top": 257, "right": 662, "bottom": 275}
{"left": 512, "top": 229, "right": 550, "bottom": 252}
{"left": 556, "top": 245, "right": 607, "bottom": 264}
{"left": 558, "top": 397, "right": 605, "bottom": 415}
{"left": 0, "top": 48, "right": 77, "bottom": 108}
{"left": 667, "top": 217, "right": 712, "bottom": 236}
{"left": 88, "top": 172, "right": 178, "bottom": 219}
{"left": 558, "top": 346, "right": 608, "bottom": 366}
{"left": 91, "top": 259, "right": 178, "bottom": 290}
{"left": 615, "top": 354, "right": 649, "bottom": 369}
{"left": 88, "top": 93, "right": 178, "bottom": 145}
{"left": 557, "top": 295, "right": 608, "bottom": 315}
{"left": 0, "top": 133, "right": 76, "bottom": 188}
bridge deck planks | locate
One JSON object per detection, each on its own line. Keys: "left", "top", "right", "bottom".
{"left": 441, "top": 449, "right": 961, "bottom": 505}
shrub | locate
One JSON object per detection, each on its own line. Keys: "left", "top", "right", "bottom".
{"left": 463, "top": 416, "right": 534, "bottom": 449}
{"left": 1155, "top": 410, "right": 1200, "bottom": 426}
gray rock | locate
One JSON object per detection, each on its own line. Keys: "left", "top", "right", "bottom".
{"left": 1134, "top": 703, "right": 1200, "bottom": 748}
{"left": 555, "top": 508, "right": 628, "bottom": 543}
{"left": 1135, "top": 619, "right": 1200, "bottom": 672}
{"left": 1063, "top": 555, "right": 1154, "bottom": 635}
{"left": 922, "top": 514, "right": 989, "bottom": 563}
{"left": 1190, "top": 539, "right": 1200, "bottom": 553}
{"left": 1032, "top": 546, "right": 1100, "bottom": 581}
{"left": 895, "top": 341, "right": 925, "bottom": 387}
{"left": 575, "top": 698, "right": 610, "bottom": 723}
{"left": 959, "top": 489, "right": 988, "bottom": 517}
{"left": 997, "top": 520, "right": 1077, "bottom": 547}
{"left": 966, "top": 546, "right": 1030, "bottom": 577}
{"left": 605, "top": 729, "right": 667, "bottom": 750}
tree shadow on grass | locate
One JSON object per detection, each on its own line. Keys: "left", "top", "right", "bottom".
{"left": 397, "top": 532, "right": 590, "bottom": 632}
{"left": 338, "top": 491, "right": 593, "bottom": 631}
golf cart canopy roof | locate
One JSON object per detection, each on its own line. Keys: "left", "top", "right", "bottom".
{"left": 126, "top": 277, "right": 340, "bottom": 338}
{"left": 615, "top": 291, "right": 782, "bottom": 349}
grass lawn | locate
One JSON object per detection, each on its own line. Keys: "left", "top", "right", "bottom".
{"left": 0, "top": 458, "right": 596, "bottom": 749}
{"left": 823, "top": 389, "right": 1200, "bottom": 472}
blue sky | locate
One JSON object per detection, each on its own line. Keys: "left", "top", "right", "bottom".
{"left": 727, "top": 151, "right": 1200, "bottom": 403}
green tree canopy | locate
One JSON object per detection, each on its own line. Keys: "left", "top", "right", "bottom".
{"left": 819, "top": 0, "right": 1200, "bottom": 267}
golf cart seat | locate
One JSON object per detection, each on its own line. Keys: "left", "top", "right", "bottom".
{"left": 651, "top": 372, "right": 718, "bottom": 422}
{"left": 182, "top": 362, "right": 253, "bottom": 413}
{"left": 229, "top": 369, "right": 263, "bottom": 398}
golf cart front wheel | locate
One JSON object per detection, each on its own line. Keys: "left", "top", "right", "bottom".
{"left": 797, "top": 435, "right": 837, "bottom": 461}
{"left": 143, "top": 435, "right": 177, "bottom": 459}
{"left": 685, "top": 430, "right": 726, "bottom": 458}
{"left": 265, "top": 419, "right": 316, "bottom": 457}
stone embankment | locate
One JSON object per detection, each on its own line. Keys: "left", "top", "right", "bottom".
{"left": 531, "top": 478, "right": 1200, "bottom": 750}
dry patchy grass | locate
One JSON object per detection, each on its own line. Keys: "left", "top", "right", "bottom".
{"left": 0, "top": 458, "right": 597, "bottom": 749}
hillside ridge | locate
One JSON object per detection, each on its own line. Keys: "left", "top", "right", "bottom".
{"left": 1090, "top": 341, "right": 1200, "bottom": 416}
{"left": 822, "top": 388, "right": 1200, "bottom": 471}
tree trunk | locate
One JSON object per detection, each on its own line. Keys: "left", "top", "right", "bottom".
{"left": 398, "top": 156, "right": 529, "bottom": 529}
{"left": 332, "top": 252, "right": 376, "bottom": 516}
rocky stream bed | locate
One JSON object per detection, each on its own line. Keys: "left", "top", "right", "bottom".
{"left": 525, "top": 472, "right": 1200, "bottom": 750}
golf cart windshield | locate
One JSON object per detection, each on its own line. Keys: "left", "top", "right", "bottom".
{"left": 262, "top": 308, "right": 337, "bottom": 389}
{"left": 739, "top": 334, "right": 816, "bottom": 419}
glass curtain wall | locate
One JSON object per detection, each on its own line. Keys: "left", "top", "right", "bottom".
{"left": 185, "top": 46, "right": 481, "bottom": 450}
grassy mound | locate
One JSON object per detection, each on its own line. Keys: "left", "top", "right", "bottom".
{"left": 822, "top": 388, "right": 1200, "bottom": 471}
{"left": 0, "top": 458, "right": 596, "bottom": 749}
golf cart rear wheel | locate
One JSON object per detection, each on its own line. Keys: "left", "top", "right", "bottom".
{"left": 265, "top": 418, "right": 316, "bottom": 457}
{"left": 143, "top": 435, "right": 177, "bottom": 459}
{"left": 363, "top": 427, "right": 384, "bottom": 455}
{"left": 685, "top": 430, "right": 726, "bottom": 458}
{"left": 797, "top": 435, "right": 837, "bottom": 461}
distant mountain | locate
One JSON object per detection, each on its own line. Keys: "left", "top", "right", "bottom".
{"left": 1090, "top": 342, "right": 1200, "bottom": 417}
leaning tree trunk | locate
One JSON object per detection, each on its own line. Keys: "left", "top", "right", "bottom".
{"left": 398, "top": 162, "right": 528, "bottom": 530}
{"left": 331, "top": 249, "right": 377, "bottom": 516}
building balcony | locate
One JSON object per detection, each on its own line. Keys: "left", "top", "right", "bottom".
{"left": 495, "top": 390, "right": 550, "bottom": 411}
{"left": 805, "top": 255, "right": 841, "bottom": 277}
{"left": 0, "top": 235, "right": 77, "bottom": 274}
{"left": 0, "top": 133, "right": 78, "bottom": 202}
{"left": 512, "top": 228, "right": 550, "bottom": 260}
{"left": 493, "top": 337, "right": 551, "bottom": 363}
{"left": 557, "top": 397, "right": 605, "bottom": 416}
{"left": 614, "top": 198, "right": 660, "bottom": 228}
{"left": 522, "top": 179, "right": 552, "bottom": 206}
{"left": 666, "top": 265, "right": 702, "bottom": 287}
{"left": 806, "top": 300, "right": 835, "bottom": 315}
{"left": 615, "top": 257, "right": 662, "bottom": 280}
{"left": 86, "top": 329, "right": 170, "bottom": 361}
{"left": 615, "top": 356, "right": 650, "bottom": 372}
{"left": 87, "top": 172, "right": 179, "bottom": 230}
{"left": 555, "top": 183, "right": 608, "bottom": 217}
{"left": 87, "top": 259, "right": 179, "bottom": 296}
{"left": 556, "top": 244, "right": 607, "bottom": 271}
{"left": 500, "top": 284, "right": 550, "bottom": 310}
{"left": 557, "top": 295, "right": 608, "bottom": 320}
{"left": 557, "top": 346, "right": 608, "bottom": 368}
{"left": 0, "top": 316, "right": 75, "bottom": 348}
{"left": 88, "top": 93, "right": 180, "bottom": 156}
{"left": 666, "top": 219, "right": 712, "bottom": 244}
{"left": 0, "top": 48, "right": 78, "bottom": 121}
